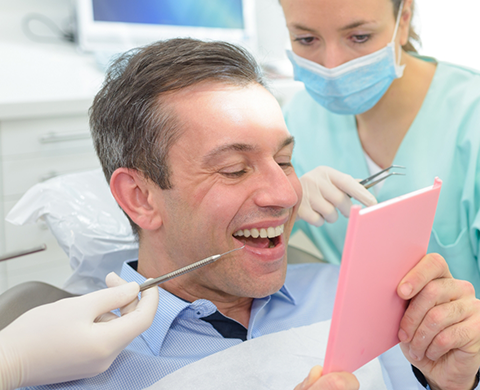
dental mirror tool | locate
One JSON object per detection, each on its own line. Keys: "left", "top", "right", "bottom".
{"left": 139, "top": 245, "right": 245, "bottom": 291}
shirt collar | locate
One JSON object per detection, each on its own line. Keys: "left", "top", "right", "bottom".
{"left": 277, "top": 284, "right": 297, "bottom": 305}
{"left": 120, "top": 260, "right": 192, "bottom": 355}
{"left": 120, "top": 260, "right": 297, "bottom": 355}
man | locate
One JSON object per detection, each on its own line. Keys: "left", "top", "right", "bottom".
{"left": 25, "top": 38, "right": 480, "bottom": 390}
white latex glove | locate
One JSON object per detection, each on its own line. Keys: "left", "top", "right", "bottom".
{"left": 298, "top": 166, "right": 378, "bottom": 227}
{"left": 0, "top": 272, "right": 158, "bottom": 390}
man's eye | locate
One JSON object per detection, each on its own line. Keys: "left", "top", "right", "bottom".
{"left": 277, "top": 161, "right": 293, "bottom": 172}
{"left": 351, "top": 34, "right": 370, "bottom": 44}
{"left": 221, "top": 170, "right": 247, "bottom": 178}
{"left": 279, "top": 162, "right": 292, "bottom": 168}
{"left": 293, "top": 36, "right": 316, "bottom": 45}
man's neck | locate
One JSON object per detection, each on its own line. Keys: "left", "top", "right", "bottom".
{"left": 136, "top": 239, "right": 255, "bottom": 328}
{"left": 160, "top": 279, "right": 254, "bottom": 328}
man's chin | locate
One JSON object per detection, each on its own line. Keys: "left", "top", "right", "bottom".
{"left": 242, "top": 267, "right": 287, "bottom": 299}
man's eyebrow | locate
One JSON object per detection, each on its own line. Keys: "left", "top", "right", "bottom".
{"left": 202, "top": 143, "right": 257, "bottom": 165}
{"left": 202, "top": 136, "right": 295, "bottom": 165}
{"left": 281, "top": 135, "right": 295, "bottom": 150}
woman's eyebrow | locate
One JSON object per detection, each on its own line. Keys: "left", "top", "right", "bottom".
{"left": 288, "top": 23, "right": 318, "bottom": 34}
{"left": 289, "top": 20, "right": 374, "bottom": 34}
{"left": 339, "top": 19, "right": 376, "bottom": 31}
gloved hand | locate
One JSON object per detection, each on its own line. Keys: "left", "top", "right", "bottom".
{"left": 298, "top": 166, "right": 377, "bottom": 227}
{"left": 0, "top": 272, "right": 158, "bottom": 390}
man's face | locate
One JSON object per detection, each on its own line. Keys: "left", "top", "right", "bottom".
{"left": 154, "top": 82, "right": 302, "bottom": 301}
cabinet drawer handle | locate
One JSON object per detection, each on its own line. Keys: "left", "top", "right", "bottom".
{"left": 39, "top": 132, "right": 91, "bottom": 144}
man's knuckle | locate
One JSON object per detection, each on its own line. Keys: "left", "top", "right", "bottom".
{"left": 425, "top": 308, "right": 443, "bottom": 329}
{"left": 472, "top": 299, "right": 480, "bottom": 315}
{"left": 434, "top": 330, "right": 452, "bottom": 350}
{"left": 422, "top": 280, "right": 440, "bottom": 301}
{"left": 458, "top": 279, "right": 475, "bottom": 296}
{"left": 430, "top": 253, "right": 448, "bottom": 273}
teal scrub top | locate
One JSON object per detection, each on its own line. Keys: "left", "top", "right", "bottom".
{"left": 283, "top": 57, "right": 480, "bottom": 293}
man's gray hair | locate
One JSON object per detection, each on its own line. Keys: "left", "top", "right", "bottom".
{"left": 89, "top": 38, "right": 266, "bottom": 235}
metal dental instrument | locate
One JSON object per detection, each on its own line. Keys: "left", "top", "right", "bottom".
{"left": 0, "top": 244, "right": 47, "bottom": 262}
{"left": 139, "top": 245, "right": 245, "bottom": 291}
{"left": 359, "top": 165, "right": 406, "bottom": 190}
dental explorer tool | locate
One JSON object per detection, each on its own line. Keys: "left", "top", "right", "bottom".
{"left": 139, "top": 245, "right": 245, "bottom": 291}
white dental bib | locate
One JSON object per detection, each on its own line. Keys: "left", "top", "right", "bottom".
{"left": 146, "top": 320, "right": 390, "bottom": 390}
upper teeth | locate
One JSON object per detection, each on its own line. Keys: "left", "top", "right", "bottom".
{"left": 233, "top": 224, "right": 284, "bottom": 239}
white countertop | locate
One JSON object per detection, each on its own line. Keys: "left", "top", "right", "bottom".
{"left": 0, "top": 41, "right": 105, "bottom": 120}
{"left": 0, "top": 39, "right": 302, "bottom": 121}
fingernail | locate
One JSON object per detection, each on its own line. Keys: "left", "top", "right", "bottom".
{"left": 398, "top": 329, "right": 408, "bottom": 342}
{"left": 400, "top": 282, "right": 413, "bottom": 297}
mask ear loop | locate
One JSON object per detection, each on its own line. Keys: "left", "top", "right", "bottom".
{"left": 391, "top": 0, "right": 405, "bottom": 66}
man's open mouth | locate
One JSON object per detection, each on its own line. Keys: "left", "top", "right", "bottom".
{"left": 233, "top": 224, "right": 284, "bottom": 249}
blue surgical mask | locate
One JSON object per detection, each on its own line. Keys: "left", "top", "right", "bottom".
{"left": 286, "top": 2, "right": 405, "bottom": 115}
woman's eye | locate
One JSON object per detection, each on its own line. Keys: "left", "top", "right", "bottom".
{"left": 351, "top": 34, "right": 370, "bottom": 44}
{"left": 293, "top": 36, "right": 316, "bottom": 45}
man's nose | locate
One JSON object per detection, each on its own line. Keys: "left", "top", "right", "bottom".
{"left": 253, "top": 162, "right": 299, "bottom": 209}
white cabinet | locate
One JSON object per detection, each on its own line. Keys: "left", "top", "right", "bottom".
{"left": 0, "top": 108, "right": 101, "bottom": 294}
{"left": 0, "top": 41, "right": 105, "bottom": 294}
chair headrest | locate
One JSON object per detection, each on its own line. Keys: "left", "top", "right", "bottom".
{"left": 6, "top": 169, "right": 138, "bottom": 294}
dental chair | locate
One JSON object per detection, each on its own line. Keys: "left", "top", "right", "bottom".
{"left": 1, "top": 169, "right": 323, "bottom": 330}
{"left": 0, "top": 281, "right": 77, "bottom": 331}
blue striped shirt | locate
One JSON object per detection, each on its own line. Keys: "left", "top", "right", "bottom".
{"left": 23, "top": 261, "right": 424, "bottom": 390}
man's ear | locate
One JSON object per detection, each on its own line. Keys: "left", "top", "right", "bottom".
{"left": 110, "top": 168, "right": 163, "bottom": 231}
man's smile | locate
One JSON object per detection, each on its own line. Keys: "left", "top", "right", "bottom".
{"left": 233, "top": 224, "right": 285, "bottom": 249}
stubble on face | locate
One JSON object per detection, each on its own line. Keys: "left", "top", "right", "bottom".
{"left": 139, "top": 82, "right": 301, "bottom": 305}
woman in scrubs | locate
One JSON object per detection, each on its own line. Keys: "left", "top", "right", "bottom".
{"left": 280, "top": 0, "right": 480, "bottom": 293}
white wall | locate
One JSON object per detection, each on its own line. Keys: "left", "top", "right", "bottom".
{"left": 415, "top": 0, "right": 480, "bottom": 70}
{"left": 255, "top": 0, "right": 289, "bottom": 62}
{"left": 0, "top": 0, "right": 74, "bottom": 45}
